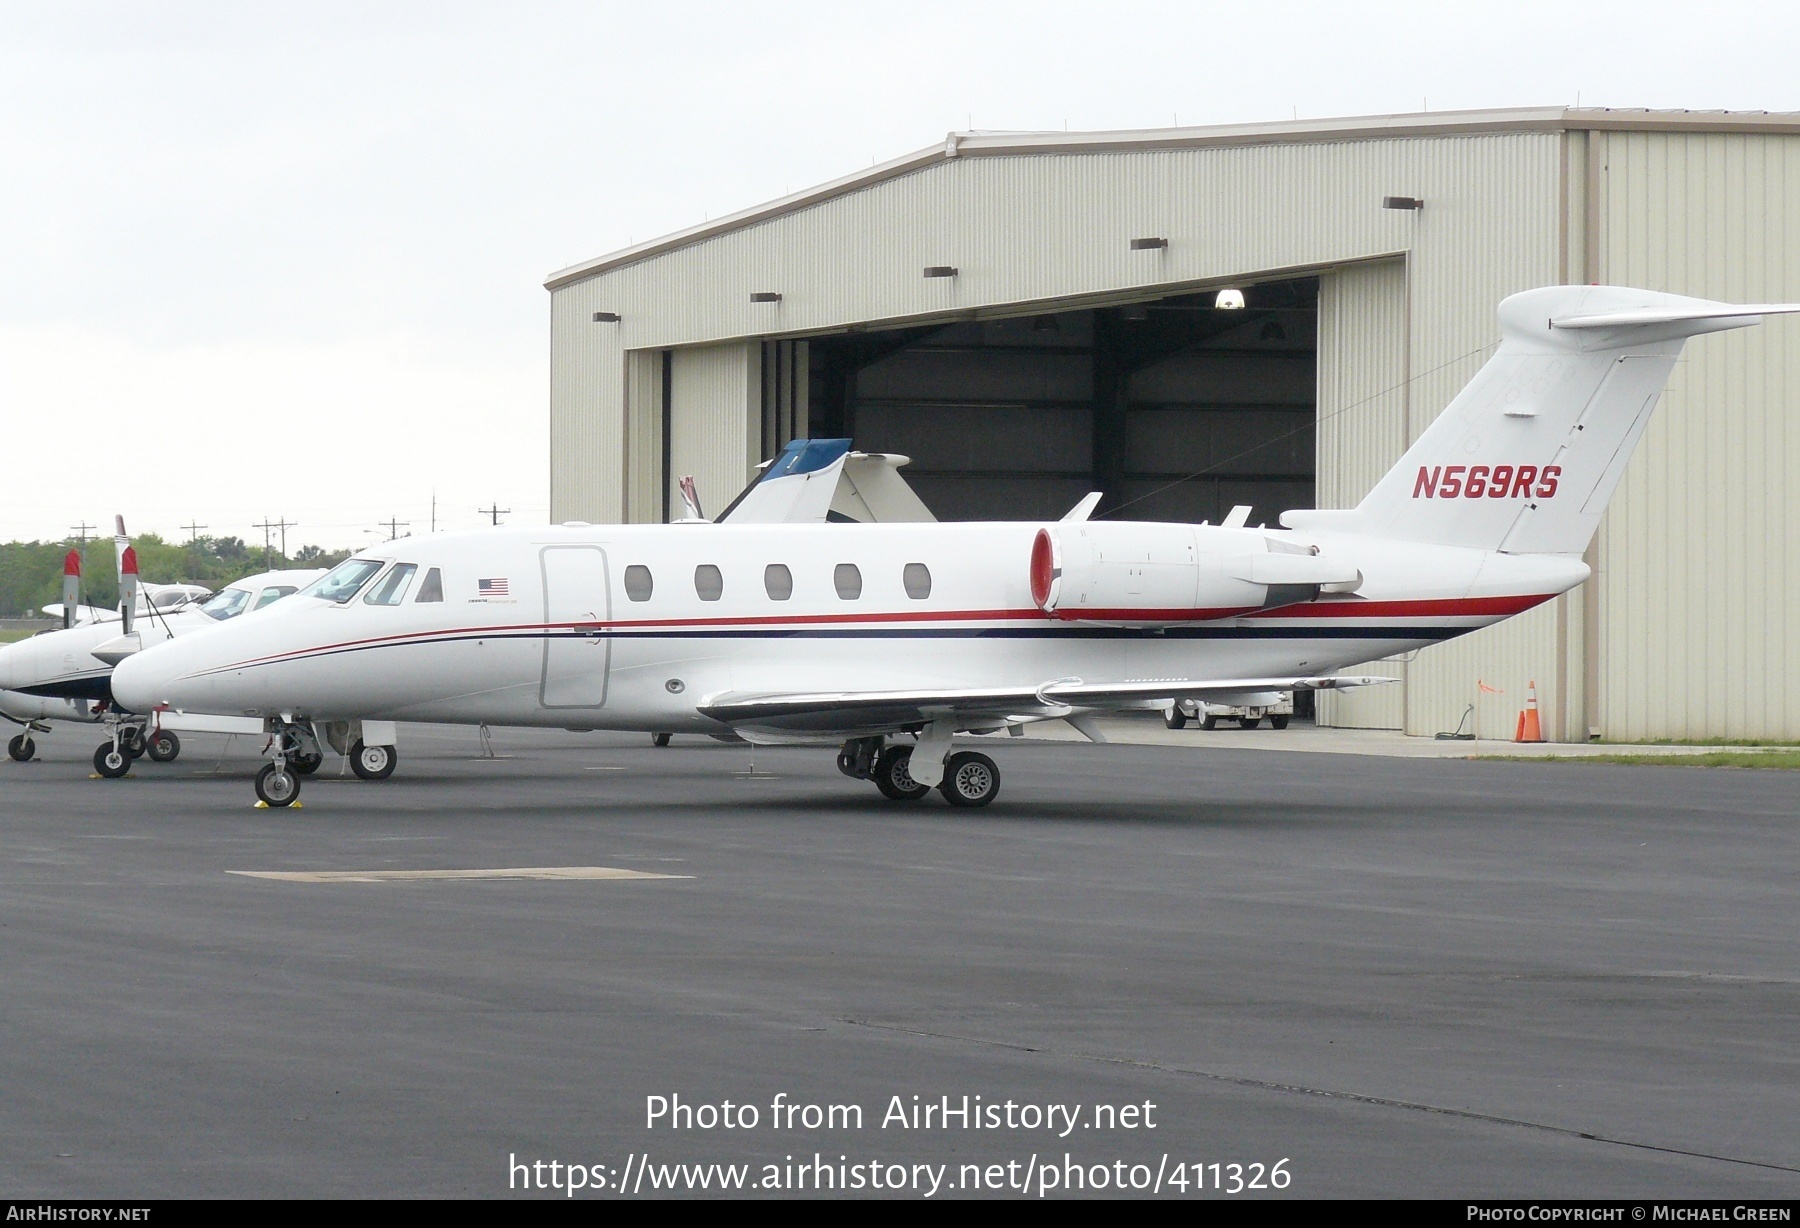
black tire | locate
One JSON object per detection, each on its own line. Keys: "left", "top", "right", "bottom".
{"left": 93, "top": 743, "right": 130, "bottom": 778}
{"left": 290, "top": 749, "right": 323, "bottom": 775}
{"left": 120, "top": 727, "right": 147, "bottom": 759}
{"left": 349, "top": 740, "right": 397, "bottom": 781}
{"left": 1200, "top": 715, "right": 1219, "bottom": 731}
{"left": 652, "top": 732, "right": 672, "bottom": 747}
{"left": 938, "top": 751, "right": 1000, "bottom": 808}
{"left": 1270, "top": 715, "right": 1290, "bottom": 730}
{"left": 147, "top": 731, "right": 181, "bottom": 763}
{"left": 7, "top": 734, "right": 33, "bottom": 762}
{"left": 873, "top": 746, "right": 930, "bottom": 801}
{"left": 255, "top": 763, "right": 300, "bottom": 807}
{"left": 1164, "top": 707, "right": 1188, "bottom": 730}
{"left": 1238, "top": 717, "right": 1261, "bottom": 730}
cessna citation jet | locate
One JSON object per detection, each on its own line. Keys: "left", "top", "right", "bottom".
{"left": 112, "top": 286, "right": 1796, "bottom": 808}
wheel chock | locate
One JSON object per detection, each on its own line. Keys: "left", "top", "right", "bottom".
{"left": 251, "top": 800, "right": 304, "bottom": 810}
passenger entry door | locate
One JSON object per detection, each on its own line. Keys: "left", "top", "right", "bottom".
{"left": 540, "top": 545, "right": 611, "bottom": 709}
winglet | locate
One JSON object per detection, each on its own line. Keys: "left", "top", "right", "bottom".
{"left": 1061, "top": 492, "right": 1102, "bottom": 522}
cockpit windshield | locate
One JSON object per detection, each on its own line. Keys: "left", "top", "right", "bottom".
{"left": 299, "top": 558, "right": 387, "bottom": 604}
{"left": 198, "top": 588, "right": 253, "bottom": 621}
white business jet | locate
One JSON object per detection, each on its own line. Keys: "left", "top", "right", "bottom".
{"left": 112, "top": 286, "right": 1797, "bottom": 809}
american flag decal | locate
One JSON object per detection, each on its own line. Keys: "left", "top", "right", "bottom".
{"left": 478, "top": 578, "right": 510, "bottom": 597}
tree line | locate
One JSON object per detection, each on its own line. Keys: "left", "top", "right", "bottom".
{"left": 0, "top": 535, "right": 352, "bottom": 618}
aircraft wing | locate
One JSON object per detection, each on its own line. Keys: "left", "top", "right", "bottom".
{"left": 700, "top": 675, "right": 1396, "bottom": 736}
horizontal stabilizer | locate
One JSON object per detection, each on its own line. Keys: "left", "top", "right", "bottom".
{"left": 1551, "top": 303, "right": 1800, "bottom": 330}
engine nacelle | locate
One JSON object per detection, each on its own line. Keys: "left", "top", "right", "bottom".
{"left": 1030, "top": 522, "right": 1360, "bottom": 626}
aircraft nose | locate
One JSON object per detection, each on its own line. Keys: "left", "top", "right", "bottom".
{"left": 110, "top": 645, "right": 176, "bottom": 714}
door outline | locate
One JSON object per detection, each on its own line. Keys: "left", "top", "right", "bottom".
{"left": 539, "top": 545, "right": 612, "bottom": 709}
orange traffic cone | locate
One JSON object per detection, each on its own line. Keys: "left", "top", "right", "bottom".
{"left": 1515, "top": 680, "right": 1545, "bottom": 743}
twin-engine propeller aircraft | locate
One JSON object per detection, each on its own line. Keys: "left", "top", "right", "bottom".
{"left": 0, "top": 542, "right": 327, "bottom": 772}
{"left": 112, "top": 286, "right": 1797, "bottom": 808}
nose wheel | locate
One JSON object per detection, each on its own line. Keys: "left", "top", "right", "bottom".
{"left": 94, "top": 743, "right": 130, "bottom": 778}
{"left": 7, "top": 734, "right": 34, "bottom": 762}
{"left": 255, "top": 763, "right": 300, "bottom": 807}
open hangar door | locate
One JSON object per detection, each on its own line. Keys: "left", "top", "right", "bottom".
{"left": 804, "top": 278, "right": 1317, "bottom": 527}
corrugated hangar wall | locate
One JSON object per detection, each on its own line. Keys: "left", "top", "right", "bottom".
{"left": 547, "top": 116, "right": 1800, "bottom": 741}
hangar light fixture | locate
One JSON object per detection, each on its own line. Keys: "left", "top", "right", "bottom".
{"left": 592, "top": 311, "right": 621, "bottom": 323}
{"left": 923, "top": 266, "right": 958, "bottom": 278}
{"left": 1129, "top": 237, "right": 1168, "bottom": 250}
{"left": 1122, "top": 305, "right": 1150, "bottom": 322}
{"left": 1214, "top": 288, "right": 1246, "bottom": 310}
{"left": 1031, "top": 315, "right": 1061, "bottom": 334}
{"left": 1383, "top": 196, "right": 1424, "bottom": 210}
{"left": 750, "top": 292, "right": 782, "bottom": 303}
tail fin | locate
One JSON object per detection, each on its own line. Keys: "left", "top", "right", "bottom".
{"left": 1296, "top": 286, "right": 1797, "bottom": 555}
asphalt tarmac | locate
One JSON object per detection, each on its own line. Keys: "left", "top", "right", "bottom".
{"left": 1, "top": 722, "right": 1796, "bottom": 1199}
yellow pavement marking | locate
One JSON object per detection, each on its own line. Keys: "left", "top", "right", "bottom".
{"left": 227, "top": 865, "right": 691, "bottom": 884}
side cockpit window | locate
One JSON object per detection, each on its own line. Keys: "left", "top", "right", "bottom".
{"left": 415, "top": 567, "right": 445, "bottom": 603}
{"left": 364, "top": 563, "right": 418, "bottom": 606}
{"left": 253, "top": 585, "right": 298, "bottom": 610}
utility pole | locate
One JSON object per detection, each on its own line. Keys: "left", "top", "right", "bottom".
{"left": 430, "top": 490, "right": 437, "bottom": 534}
{"left": 253, "top": 517, "right": 294, "bottom": 567}
{"left": 183, "top": 521, "right": 207, "bottom": 544}
{"left": 479, "top": 504, "right": 510, "bottom": 526}
{"left": 379, "top": 516, "right": 410, "bottom": 541}
{"left": 69, "top": 521, "right": 97, "bottom": 546}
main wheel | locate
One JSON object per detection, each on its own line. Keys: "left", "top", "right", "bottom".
{"left": 93, "top": 743, "right": 130, "bottom": 778}
{"left": 1200, "top": 715, "right": 1219, "bottom": 730}
{"left": 255, "top": 763, "right": 300, "bottom": 807}
{"left": 290, "top": 749, "right": 324, "bottom": 775}
{"left": 938, "top": 751, "right": 1000, "bottom": 808}
{"left": 147, "top": 731, "right": 181, "bottom": 763}
{"left": 1238, "top": 717, "right": 1262, "bottom": 730}
{"left": 7, "top": 734, "right": 33, "bottom": 762}
{"left": 349, "top": 740, "right": 397, "bottom": 781}
{"left": 1270, "top": 715, "right": 1291, "bottom": 730}
{"left": 873, "top": 746, "right": 930, "bottom": 801}
{"left": 1163, "top": 706, "right": 1188, "bottom": 730}
{"left": 120, "top": 727, "right": 148, "bottom": 759}
{"left": 652, "top": 732, "right": 672, "bottom": 747}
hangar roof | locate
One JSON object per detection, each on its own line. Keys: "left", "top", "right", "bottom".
{"left": 545, "top": 106, "right": 1800, "bottom": 291}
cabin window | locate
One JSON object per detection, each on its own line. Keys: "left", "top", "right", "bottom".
{"left": 764, "top": 564, "right": 793, "bottom": 601}
{"left": 623, "top": 565, "right": 654, "bottom": 602}
{"left": 303, "top": 558, "right": 385, "bottom": 604}
{"left": 253, "top": 585, "right": 298, "bottom": 610}
{"left": 834, "top": 563, "right": 862, "bottom": 600}
{"left": 904, "top": 563, "right": 932, "bottom": 600}
{"left": 694, "top": 564, "right": 724, "bottom": 601}
{"left": 363, "top": 563, "right": 418, "bottom": 606}
{"left": 414, "top": 567, "right": 444, "bottom": 603}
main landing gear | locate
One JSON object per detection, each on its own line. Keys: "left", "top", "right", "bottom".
{"left": 837, "top": 732, "right": 1001, "bottom": 808}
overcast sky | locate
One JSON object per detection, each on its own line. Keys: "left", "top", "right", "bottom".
{"left": 3, "top": 1, "right": 1796, "bottom": 550}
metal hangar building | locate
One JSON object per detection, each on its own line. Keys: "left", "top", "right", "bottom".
{"left": 544, "top": 107, "right": 1800, "bottom": 743}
